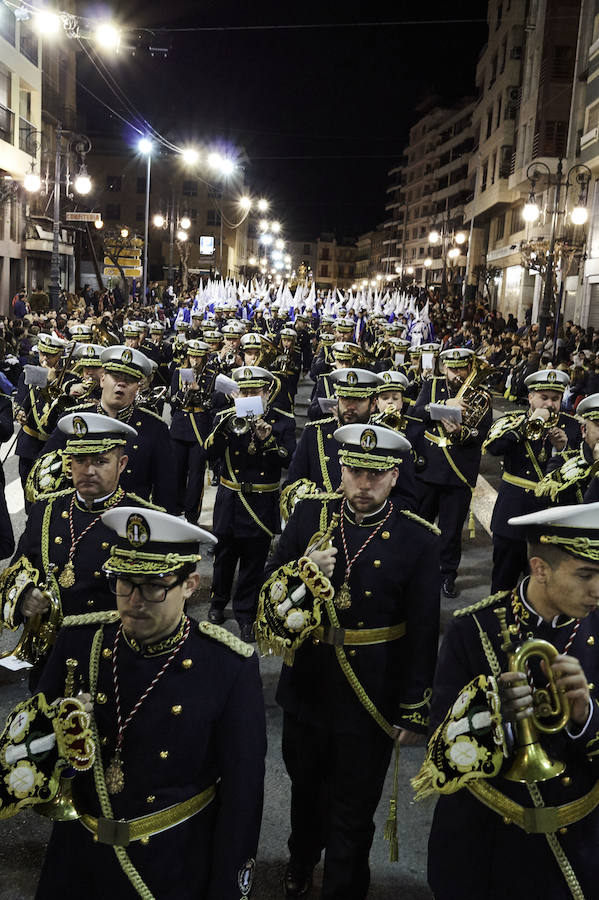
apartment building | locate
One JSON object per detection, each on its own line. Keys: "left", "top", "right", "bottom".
{"left": 465, "top": 0, "right": 582, "bottom": 321}
{"left": 382, "top": 99, "right": 474, "bottom": 289}
{"left": 84, "top": 140, "right": 249, "bottom": 283}
{"left": 0, "top": 3, "right": 42, "bottom": 309}
{"left": 315, "top": 232, "right": 356, "bottom": 291}
{"left": 355, "top": 225, "right": 388, "bottom": 284}
{"left": 574, "top": 0, "right": 599, "bottom": 328}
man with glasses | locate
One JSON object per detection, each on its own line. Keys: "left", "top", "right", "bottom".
{"left": 0, "top": 412, "right": 158, "bottom": 682}
{"left": 0, "top": 507, "right": 266, "bottom": 898}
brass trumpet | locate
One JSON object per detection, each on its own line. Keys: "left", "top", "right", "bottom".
{"left": 525, "top": 410, "right": 559, "bottom": 441}
{"left": 495, "top": 607, "right": 569, "bottom": 783}
{"left": 371, "top": 404, "right": 407, "bottom": 433}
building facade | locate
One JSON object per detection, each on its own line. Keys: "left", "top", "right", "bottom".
{"left": 0, "top": 3, "right": 42, "bottom": 310}
{"left": 464, "top": 0, "right": 584, "bottom": 323}
{"left": 382, "top": 99, "right": 474, "bottom": 290}
{"left": 83, "top": 141, "right": 249, "bottom": 287}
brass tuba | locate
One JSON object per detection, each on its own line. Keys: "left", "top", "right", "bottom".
{"left": 495, "top": 607, "right": 569, "bottom": 783}
{"left": 448, "top": 355, "right": 494, "bottom": 439}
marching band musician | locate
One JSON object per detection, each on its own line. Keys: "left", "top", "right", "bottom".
{"left": 484, "top": 369, "right": 581, "bottom": 593}
{"left": 286, "top": 368, "right": 381, "bottom": 493}
{"left": 535, "top": 392, "right": 599, "bottom": 505}
{"left": 169, "top": 339, "right": 218, "bottom": 524}
{"left": 40, "top": 343, "right": 105, "bottom": 436}
{"left": 215, "top": 322, "right": 245, "bottom": 375}
{"left": 259, "top": 423, "right": 440, "bottom": 899}
{"left": 419, "top": 503, "right": 599, "bottom": 900}
{"left": 15, "top": 333, "right": 69, "bottom": 493}
{"left": 0, "top": 413, "right": 159, "bottom": 683}
{"left": 26, "top": 508, "right": 266, "bottom": 899}
{"left": 411, "top": 347, "right": 493, "bottom": 599}
{"left": 307, "top": 342, "right": 365, "bottom": 421}
{"left": 205, "top": 365, "right": 296, "bottom": 642}
{"left": 40, "top": 346, "right": 177, "bottom": 513}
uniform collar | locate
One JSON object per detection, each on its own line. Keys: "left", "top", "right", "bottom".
{"left": 74, "top": 486, "right": 124, "bottom": 513}
{"left": 516, "top": 576, "right": 575, "bottom": 629}
{"left": 122, "top": 615, "right": 188, "bottom": 657}
{"left": 343, "top": 499, "right": 390, "bottom": 528}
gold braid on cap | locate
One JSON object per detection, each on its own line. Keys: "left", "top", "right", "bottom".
{"left": 540, "top": 534, "right": 599, "bottom": 562}
{"left": 103, "top": 548, "right": 201, "bottom": 575}
{"left": 103, "top": 363, "right": 143, "bottom": 380}
{"left": 338, "top": 449, "right": 400, "bottom": 470}
{"left": 578, "top": 410, "right": 599, "bottom": 421}
{"left": 334, "top": 386, "right": 377, "bottom": 398}
{"left": 65, "top": 438, "right": 128, "bottom": 455}
{"left": 526, "top": 381, "right": 566, "bottom": 393}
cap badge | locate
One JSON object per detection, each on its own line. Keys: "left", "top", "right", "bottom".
{"left": 126, "top": 513, "right": 150, "bottom": 548}
{"left": 244, "top": 367, "right": 253, "bottom": 379}
{"left": 453, "top": 350, "right": 461, "bottom": 359}
{"left": 360, "top": 428, "right": 377, "bottom": 452}
{"left": 346, "top": 370, "right": 358, "bottom": 386}
{"left": 121, "top": 348, "right": 133, "bottom": 364}
{"left": 548, "top": 371, "right": 557, "bottom": 382}
{"left": 72, "top": 416, "right": 88, "bottom": 437}
{"left": 86, "top": 345, "right": 96, "bottom": 357}
{"left": 383, "top": 372, "right": 392, "bottom": 383}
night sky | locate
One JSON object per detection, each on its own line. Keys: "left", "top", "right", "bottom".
{"left": 76, "top": 1, "right": 488, "bottom": 239}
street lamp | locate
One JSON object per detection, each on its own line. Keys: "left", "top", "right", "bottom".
{"left": 177, "top": 229, "right": 188, "bottom": 242}
{"left": 181, "top": 148, "right": 199, "bottom": 165}
{"left": 525, "top": 159, "right": 592, "bottom": 343}
{"left": 239, "top": 196, "right": 252, "bottom": 211}
{"left": 138, "top": 138, "right": 153, "bottom": 302}
{"left": 180, "top": 216, "right": 191, "bottom": 230}
{"left": 257, "top": 198, "right": 269, "bottom": 212}
{"left": 152, "top": 214, "right": 165, "bottom": 228}
{"left": 95, "top": 22, "right": 121, "bottom": 52}
{"left": 74, "top": 166, "right": 91, "bottom": 195}
{"left": 428, "top": 229, "right": 440, "bottom": 244}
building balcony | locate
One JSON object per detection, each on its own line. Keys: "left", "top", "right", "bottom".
{"left": 464, "top": 179, "right": 516, "bottom": 223}
{"left": 19, "top": 117, "right": 36, "bottom": 155}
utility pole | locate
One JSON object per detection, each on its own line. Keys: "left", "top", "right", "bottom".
{"left": 49, "top": 122, "right": 63, "bottom": 311}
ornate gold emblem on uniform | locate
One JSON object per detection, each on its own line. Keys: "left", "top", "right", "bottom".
{"left": 121, "top": 348, "right": 133, "bottom": 364}
{"left": 334, "top": 581, "right": 352, "bottom": 610}
{"left": 382, "top": 372, "right": 392, "bottom": 383}
{"left": 360, "top": 428, "right": 377, "bottom": 452}
{"left": 126, "top": 513, "right": 150, "bottom": 547}
{"left": 58, "top": 560, "right": 76, "bottom": 589}
{"left": 72, "top": 416, "right": 88, "bottom": 437}
{"left": 105, "top": 751, "right": 125, "bottom": 794}
{"left": 346, "top": 370, "right": 358, "bottom": 385}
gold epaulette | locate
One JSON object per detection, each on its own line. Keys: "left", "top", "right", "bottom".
{"left": 40, "top": 486, "right": 75, "bottom": 500}
{"left": 136, "top": 405, "right": 165, "bottom": 422}
{"left": 125, "top": 492, "right": 166, "bottom": 511}
{"left": 482, "top": 412, "right": 526, "bottom": 451}
{"left": 62, "top": 610, "right": 121, "bottom": 627}
{"left": 400, "top": 509, "right": 441, "bottom": 535}
{"left": 453, "top": 590, "right": 511, "bottom": 618}
{"left": 198, "top": 621, "right": 255, "bottom": 657}
{"left": 272, "top": 406, "right": 296, "bottom": 419}
{"left": 306, "top": 415, "right": 336, "bottom": 427}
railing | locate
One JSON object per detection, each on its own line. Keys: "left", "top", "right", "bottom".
{"left": 0, "top": 102, "right": 14, "bottom": 145}
{"left": 19, "top": 117, "right": 36, "bottom": 154}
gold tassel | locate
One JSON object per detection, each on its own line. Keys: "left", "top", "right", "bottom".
{"left": 411, "top": 761, "right": 436, "bottom": 802}
{"left": 384, "top": 743, "right": 400, "bottom": 863}
{"left": 468, "top": 505, "right": 476, "bottom": 539}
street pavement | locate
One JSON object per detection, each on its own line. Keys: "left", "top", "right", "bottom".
{"left": 0, "top": 379, "right": 514, "bottom": 899}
